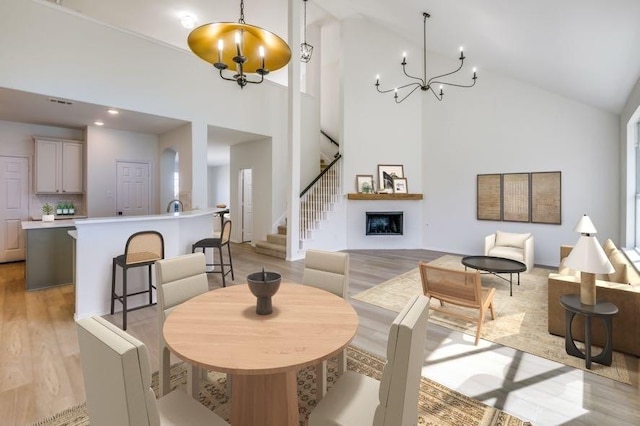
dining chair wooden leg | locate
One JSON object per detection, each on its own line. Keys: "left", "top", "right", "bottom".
{"left": 187, "top": 364, "right": 200, "bottom": 398}
{"left": 315, "top": 361, "right": 327, "bottom": 401}
{"left": 337, "top": 349, "right": 347, "bottom": 376}
{"left": 226, "top": 374, "right": 232, "bottom": 397}
{"left": 159, "top": 346, "right": 171, "bottom": 397}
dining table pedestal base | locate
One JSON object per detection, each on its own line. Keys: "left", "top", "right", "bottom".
{"left": 231, "top": 370, "right": 299, "bottom": 426}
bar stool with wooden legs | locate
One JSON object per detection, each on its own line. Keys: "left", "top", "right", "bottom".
{"left": 110, "top": 230, "right": 164, "bottom": 330}
{"left": 192, "top": 220, "right": 234, "bottom": 287}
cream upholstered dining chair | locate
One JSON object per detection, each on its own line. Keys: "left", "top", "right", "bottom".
{"left": 302, "top": 249, "right": 349, "bottom": 399}
{"left": 484, "top": 230, "right": 534, "bottom": 271}
{"left": 155, "top": 253, "right": 209, "bottom": 398}
{"left": 76, "top": 316, "right": 228, "bottom": 426}
{"left": 308, "top": 295, "right": 430, "bottom": 426}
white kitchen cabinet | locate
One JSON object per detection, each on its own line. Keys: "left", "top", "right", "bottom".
{"left": 34, "top": 138, "right": 84, "bottom": 194}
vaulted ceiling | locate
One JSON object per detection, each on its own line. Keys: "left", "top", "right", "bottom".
{"left": 53, "top": 0, "right": 640, "bottom": 114}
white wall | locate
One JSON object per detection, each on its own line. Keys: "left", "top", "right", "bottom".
{"left": 230, "top": 138, "right": 272, "bottom": 244}
{"left": 0, "top": 119, "right": 85, "bottom": 217}
{"left": 85, "top": 126, "right": 158, "bottom": 217}
{"left": 158, "top": 123, "right": 194, "bottom": 210}
{"left": 300, "top": 94, "right": 321, "bottom": 189}
{"left": 422, "top": 53, "right": 620, "bottom": 266}
{"left": 0, "top": 0, "right": 290, "bottom": 232}
{"left": 207, "top": 165, "right": 230, "bottom": 207}
{"left": 341, "top": 17, "right": 423, "bottom": 249}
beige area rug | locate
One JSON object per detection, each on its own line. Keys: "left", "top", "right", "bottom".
{"left": 353, "top": 255, "right": 631, "bottom": 384}
{"left": 30, "top": 346, "right": 529, "bottom": 426}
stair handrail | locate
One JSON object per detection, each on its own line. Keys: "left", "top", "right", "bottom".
{"left": 321, "top": 130, "right": 339, "bottom": 147}
{"left": 300, "top": 153, "right": 342, "bottom": 198}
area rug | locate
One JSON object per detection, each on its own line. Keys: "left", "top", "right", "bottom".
{"left": 353, "top": 255, "right": 632, "bottom": 384}
{"left": 30, "top": 346, "right": 530, "bottom": 426}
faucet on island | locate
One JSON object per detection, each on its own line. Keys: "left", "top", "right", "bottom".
{"left": 166, "top": 199, "right": 183, "bottom": 213}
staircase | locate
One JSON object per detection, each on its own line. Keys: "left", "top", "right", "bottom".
{"left": 254, "top": 131, "right": 342, "bottom": 259}
{"left": 254, "top": 155, "right": 342, "bottom": 259}
{"left": 254, "top": 224, "right": 288, "bottom": 259}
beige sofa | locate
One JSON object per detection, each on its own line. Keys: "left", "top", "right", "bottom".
{"left": 548, "top": 240, "right": 640, "bottom": 357}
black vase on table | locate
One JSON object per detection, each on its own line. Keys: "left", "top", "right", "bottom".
{"left": 247, "top": 271, "right": 282, "bottom": 315}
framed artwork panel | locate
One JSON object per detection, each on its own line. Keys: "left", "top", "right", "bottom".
{"left": 355, "top": 174, "right": 374, "bottom": 193}
{"left": 393, "top": 177, "right": 408, "bottom": 194}
{"left": 477, "top": 174, "right": 502, "bottom": 221}
{"left": 503, "top": 173, "right": 530, "bottom": 222}
{"left": 378, "top": 164, "right": 404, "bottom": 191}
{"left": 531, "top": 171, "right": 561, "bottom": 224}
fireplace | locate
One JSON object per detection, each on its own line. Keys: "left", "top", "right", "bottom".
{"left": 366, "top": 211, "right": 403, "bottom": 235}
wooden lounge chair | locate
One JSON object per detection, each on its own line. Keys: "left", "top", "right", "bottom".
{"left": 418, "top": 262, "right": 495, "bottom": 345}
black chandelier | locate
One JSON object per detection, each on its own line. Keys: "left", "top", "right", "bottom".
{"left": 187, "top": 0, "right": 291, "bottom": 88}
{"left": 375, "top": 12, "right": 477, "bottom": 103}
{"left": 300, "top": 0, "right": 313, "bottom": 62}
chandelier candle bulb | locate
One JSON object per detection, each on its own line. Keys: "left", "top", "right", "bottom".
{"left": 235, "top": 31, "right": 242, "bottom": 56}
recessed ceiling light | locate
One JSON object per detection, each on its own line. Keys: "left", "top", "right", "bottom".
{"left": 180, "top": 13, "right": 196, "bottom": 29}
{"left": 107, "top": 108, "right": 119, "bottom": 115}
{"left": 94, "top": 121, "right": 104, "bottom": 126}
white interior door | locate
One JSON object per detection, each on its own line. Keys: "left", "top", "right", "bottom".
{"left": 116, "top": 161, "right": 150, "bottom": 216}
{"left": 241, "top": 168, "right": 253, "bottom": 242}
{"left": 0, "top": 156, "right": 29, "bottom": 262}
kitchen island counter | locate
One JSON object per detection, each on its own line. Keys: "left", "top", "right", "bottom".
{"left": 73, "top": 208, "right": 222, "bottom": 319}
{"left": 21, "top": 221, "right": 75, "bottom": 290}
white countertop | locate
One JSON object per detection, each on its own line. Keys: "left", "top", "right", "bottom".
{"left": 22, "top": 219, "right": 78, "bottom": 230}
{"left": 73, "top": 208, "right": 224, "bottom": 226}
{"left": 22, "top": 208, "right": 224, "bottom": 230}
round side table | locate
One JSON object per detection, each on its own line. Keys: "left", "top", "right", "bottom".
{"left": 559, "top": 294, "right": 619, "bottom": 369}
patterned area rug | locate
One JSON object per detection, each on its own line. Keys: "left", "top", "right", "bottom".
{"left": 30, "top": 346, "right": 530, "bottom": 426}
{"left": 353, "top": 255, "right": 631, "bottom": 384}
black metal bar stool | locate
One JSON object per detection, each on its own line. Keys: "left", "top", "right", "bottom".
{"left": 110, "top": 230, "right": 164, "bottom": 330}
{"left": 192, "top": 220, "right": 234, "bottom": 287}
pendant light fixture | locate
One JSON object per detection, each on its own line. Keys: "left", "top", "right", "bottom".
{"left": 187, "top": 0, "right": 292, "bottom": 88}
{"left": 375, "top": 12, "right": 477, "bottom": 103}
{"left": 300, "top": 0, "right": 313, "bottom": 63}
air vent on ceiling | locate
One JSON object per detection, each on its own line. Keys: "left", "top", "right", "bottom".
{"left": 48, "top": 98, "right": 73, "bottom": 105}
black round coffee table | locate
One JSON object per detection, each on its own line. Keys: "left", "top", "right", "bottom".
{"left": 461, "top": 256, "right": 527, "bottom": 296}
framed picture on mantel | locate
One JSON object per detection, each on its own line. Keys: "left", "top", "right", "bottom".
{"left": 378, "top": 164, "right": 404, "bottom": 191}
{"left": 355, "top": 174, "right": 374, "bottom": 194}
{"left": 393, "top": 177, "right": 408, "bottom": 194}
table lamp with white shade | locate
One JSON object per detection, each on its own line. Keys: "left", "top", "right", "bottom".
{"left": 563, "top": 214, "right": 614, "bottom": 305}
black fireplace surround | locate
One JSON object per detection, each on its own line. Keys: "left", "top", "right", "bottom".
{"left": 366, "top": 211, "right": 403, "bottom": 235}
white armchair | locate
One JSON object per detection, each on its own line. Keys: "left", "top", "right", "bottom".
{"left": 484, "top": 230, "right": 534, "bottom": 272}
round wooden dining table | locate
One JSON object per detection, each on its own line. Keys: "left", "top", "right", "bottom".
{"left": 163, "top": 283, "right": 359, "bottom": 426}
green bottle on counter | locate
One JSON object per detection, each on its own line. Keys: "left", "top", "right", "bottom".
{"left": 56, "top": 202, "right": 63, "bottom": 215}
{"left": 69, "top": 202, "right": 75, "bottom": 215}
{"left": 62, "top": 202, "right": 69, "bottom": 215}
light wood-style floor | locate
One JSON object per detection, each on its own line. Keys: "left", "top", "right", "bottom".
{"left": 0, "top": 244, "right": 638, "bottom": 425}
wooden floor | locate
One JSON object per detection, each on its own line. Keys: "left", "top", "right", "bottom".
{"left": 0, "top": 244, "right": 638, "bottom": 425}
